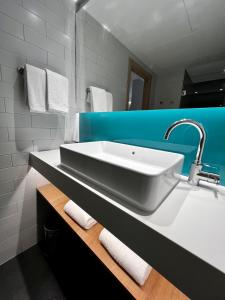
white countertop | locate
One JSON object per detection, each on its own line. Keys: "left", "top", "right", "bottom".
{"left": 30, "top": 149, "right": 225, "bottom": 299}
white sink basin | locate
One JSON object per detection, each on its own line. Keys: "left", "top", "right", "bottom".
{"left": 60, "top": 142, "right": 184, "bottom": 214}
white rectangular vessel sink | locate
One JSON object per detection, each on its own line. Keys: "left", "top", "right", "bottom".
{"left": 60, "top": 142, "right": 184, "bottom": 214}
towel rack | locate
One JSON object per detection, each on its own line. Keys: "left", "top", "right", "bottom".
{"left": 86, "top": 87, "right": 109, "bottom": 94}
{"left": 17, "top": 66, "right": 25, "bottom": 74}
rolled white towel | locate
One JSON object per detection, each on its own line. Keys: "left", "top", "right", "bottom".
{"left": 64, "top": 200, "right": 97, "bottom": 230}
{"left": 99, "top": 228, "right": 152, "bottom": 286}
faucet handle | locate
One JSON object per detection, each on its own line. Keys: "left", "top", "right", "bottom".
{"left": 197, "top": 163, "right": 220, "bottom": 184}
{"left": 197, "top": 170, "right": 220, "bottom": 184}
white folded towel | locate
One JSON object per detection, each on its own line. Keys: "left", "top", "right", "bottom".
{"left": 89, "top": 86, "right": 108, "bottom": 112}
{"left": 46, "top": 68, "right": 69, "bottom": 113}
{"left": 64, "top": 200, "right": 97, "bottom": 230}
{"left": 106, "top": 91, "right": 113, "bottom": 111}
{"left": 25, "top": 64, "right": 46, "bottom": 112}
{"left": 99, "top": 229, "right": 152, "bottom": 286}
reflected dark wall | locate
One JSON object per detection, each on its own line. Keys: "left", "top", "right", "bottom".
{"left": 180, "top": 77, "right": 225, "bottom": 108}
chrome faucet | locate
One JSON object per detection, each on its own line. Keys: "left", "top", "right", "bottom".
{"left": 164, "top": 119, "right": 220, "bottom": 185}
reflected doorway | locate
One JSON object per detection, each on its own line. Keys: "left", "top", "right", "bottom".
{"left": 126, "top": 59, "right": 152, "bottom": 110}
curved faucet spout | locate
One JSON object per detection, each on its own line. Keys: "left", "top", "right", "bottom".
{"left": 164, "top": 119, "right": 206, "bottom": 165}
{"left": 164, "top": 119, "right": 220, "bottom": 186}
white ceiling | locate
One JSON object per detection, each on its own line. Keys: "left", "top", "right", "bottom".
{"left": 188, "top": 58, "right": 225, "bottom": 82}
{"left": 85, "top": 0, "right": 225, "bottom": 79}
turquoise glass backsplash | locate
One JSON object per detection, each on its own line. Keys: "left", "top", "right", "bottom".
{"left": 80, "top": 108, "right": 225, "bottom": 185}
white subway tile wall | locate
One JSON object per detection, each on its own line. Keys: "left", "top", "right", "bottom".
{"left": 76, "top": 10, "right": 156, "bottom": 112}
{"left": 0, "top": 0, "right": 76, "bottom": 265}
{"left": 77, "top": 11, "right": 141, "bottom": 112}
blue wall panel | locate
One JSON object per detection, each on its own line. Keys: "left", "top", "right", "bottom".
{"left": 80, "top": 108, "right": 225, "bottom": 184}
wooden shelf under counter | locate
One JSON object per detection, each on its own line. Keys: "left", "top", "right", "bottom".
{"left": 37, "top": 183, "right": 189, "bottom": 300}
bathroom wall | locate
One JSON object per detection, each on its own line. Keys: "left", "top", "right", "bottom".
{"left": 80, "top": 108, "right": 225, "bottom": 185}
{"left": 76, "top": 10, "right": 156, "bottom": 112}
{"left": 154, "top": 70, "right": 185, "bottom": 109}
{"left": 0, "top": 0, "right": 76, "bottom": 265}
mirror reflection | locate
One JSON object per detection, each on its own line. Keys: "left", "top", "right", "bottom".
{"left": 76, "top": 0, "right": 225, "bottom": 112}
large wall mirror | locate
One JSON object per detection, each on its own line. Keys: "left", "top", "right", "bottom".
{"left": 76, "top": 0, "right": 225, "bottom": 112}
